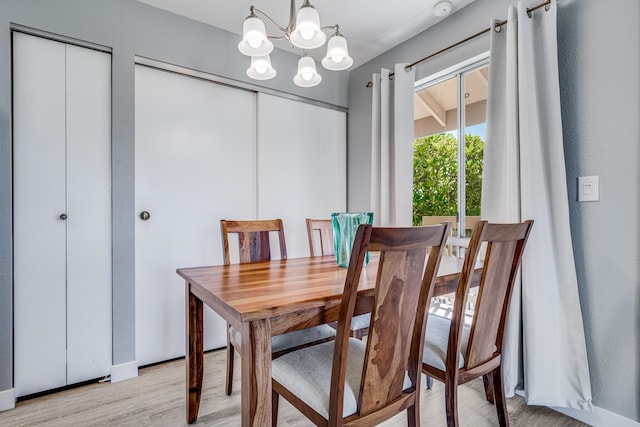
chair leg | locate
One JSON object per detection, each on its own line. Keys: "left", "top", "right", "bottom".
{"left": 225, "top": 331, "right": 234, "bottom": 396}
{"left": 444, "top": 377, "right": 459, "bottom": 427}
{"left": 492, "top": 367, "right": 509, "bottom": 427}
{"left": 426, "top": 375, "right": 433, "bottom": 389}
{"left": 482, "top": 373, "right": 495, "bottom": 404}
{"left": 272, "top": 389, "right": 279, "bottom": 427}
{"left": 351, "top": 329, "right": 363, "bottom": 340}
{"left": 407, "top": 402, "right": 419, "bottom": 427}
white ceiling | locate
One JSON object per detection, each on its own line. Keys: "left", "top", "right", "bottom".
{"left": 136, "top": 0, "right": 477, "bottom": 68}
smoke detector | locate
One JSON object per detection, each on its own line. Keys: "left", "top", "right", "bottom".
{"left": 433, "top": 0, "right": 453, "bottom": 17}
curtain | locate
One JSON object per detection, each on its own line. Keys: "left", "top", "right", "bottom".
{"left": 370, "top": 63, "right": 415, "bottom": 226}
{"left": 482, "top": 0, "right": 592, "bottom": 410}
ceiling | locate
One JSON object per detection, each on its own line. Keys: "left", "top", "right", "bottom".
{"left": 136, "top": 0, "right": 477, "bottom": 68}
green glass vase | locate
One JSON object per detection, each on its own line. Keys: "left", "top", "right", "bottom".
{"left": 331, "top": 212, "right": 374, "bottom": 268}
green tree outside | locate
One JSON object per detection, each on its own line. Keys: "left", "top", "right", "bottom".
{"left": 412, "top": 133, "right": 484, "bottom": 226}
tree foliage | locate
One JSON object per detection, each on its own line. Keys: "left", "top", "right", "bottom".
{"left": 412, "top": 133, "right": 484, "bottom": 226}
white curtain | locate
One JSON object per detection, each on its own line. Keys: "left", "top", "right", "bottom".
{"left": 370, "top": 63, "right": 415, "bottom": 226}
{"left": 482, "top": 0, "right": 592, "bottom": 410}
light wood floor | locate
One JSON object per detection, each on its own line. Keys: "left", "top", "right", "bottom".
{"left": 1, "top": 348, "right": 589, "bottom": 426}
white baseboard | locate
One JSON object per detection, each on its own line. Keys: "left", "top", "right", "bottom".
{"left": 552, "top": 405, "right": 640, "bottom": 427}
{"left": 110, "top": 360, "right": 138, "bottom": 383}
{"left": 0, "top": 388, "right": 15, "bottom": 412}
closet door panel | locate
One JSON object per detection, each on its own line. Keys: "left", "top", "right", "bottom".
{"left": 65, "top": 44, "right": 112, "bottom": 383}
{"left": 257, "top": 93, "right": 347, "bottom": 258}
{"left": 13, "top": 33, "right": 68, "bottom": 396}
{"left": 135, "top": 65, "right": 255, "bottom": 366}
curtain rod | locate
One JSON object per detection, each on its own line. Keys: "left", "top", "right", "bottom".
{"left": 366, "top": 0, "right": 551, "bottom": 87}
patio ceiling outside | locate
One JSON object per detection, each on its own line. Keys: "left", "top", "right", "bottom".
{"left": 413, "top": 67, "right": 488, "bottom": 138}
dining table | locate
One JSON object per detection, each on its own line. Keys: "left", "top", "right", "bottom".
{"left": 177, "top": 253, "right": 481, "bottom": 426}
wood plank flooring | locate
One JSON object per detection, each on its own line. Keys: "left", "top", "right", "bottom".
{"left": 0, "top": 348, "right": 589, "bottom": 426}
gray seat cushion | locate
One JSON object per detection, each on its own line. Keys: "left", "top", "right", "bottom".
{"left": 422, "top": 314, "right": 470, "bottom": 371}
{"left": 350, "top": 313, "right": 371, "bottom": 331}
{"left": 229, "top": 324, "right": 336, "bottom": 353}
{"left": 272, "top": 338, "right": 411, "bottom": 419}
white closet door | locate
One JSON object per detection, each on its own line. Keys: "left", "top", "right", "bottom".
{"left": 65, "top": 44, "right": 112, "bottom": 384}
{"left": 13, "top": 33, "right": 112, "bottom": 396}
{"left": 257, "top": 93, "right": 347, "bottom": 258}
{"left": 135, "top": 66, "right": 256, "bottom": 366}
{"left": 13, "top": 32, "right": 68, "bottom": 397}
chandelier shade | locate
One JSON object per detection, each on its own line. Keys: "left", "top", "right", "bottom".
{"left": 321, "top": 34, "right": 353, "bottom": 71}
{"left": 238, "top": 16, "right": 274, "bottom": 56}
{"left": 246, "top": 55, "right": 277, "bottom": 80}
{"left": 293, "top": 55, "right": 321, "bottom": 87}
{"left": 289, "top": 5, "right": 326, "bottom": 49}
{"left": 238, "top": 0, "right": 352, "bottom": 87}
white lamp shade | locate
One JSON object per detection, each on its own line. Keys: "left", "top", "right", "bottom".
{"left": 294, "top": 56, "right": 321, "bottom": 87}
{"left": 321, "top": 35, "right": 353, "bottom": 71}
{"left": 246, "top": 55, "right": 277, "bottom": 80}
{"left": 238, "top": 16, "right": 274, "bottom": 56}
{"left": 290, "top": 6, "right": 326, "bottom": 49}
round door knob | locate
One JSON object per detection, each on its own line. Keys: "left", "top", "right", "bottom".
{"left": 140, "top": 211, "right": 151, "bottom": 221}
{"left": 59, "top": 213, "right": 68, "bottom": 220}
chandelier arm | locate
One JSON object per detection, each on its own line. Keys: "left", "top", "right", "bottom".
{"left": 251, "top": 6, "right": 288, "bottom": 33}
{"left": 287, "top": 0, "right": 296, "bottom": 34}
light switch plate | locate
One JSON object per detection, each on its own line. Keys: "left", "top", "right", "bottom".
{"left": 578, "top": 176, "right": 599, "bottom": 202}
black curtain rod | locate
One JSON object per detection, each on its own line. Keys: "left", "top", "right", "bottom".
{"left": 366, "top": 0, "right": 551, "bottom": 87}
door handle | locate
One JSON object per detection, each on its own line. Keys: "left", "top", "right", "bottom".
{"left": 140, "top": 211, "right": 151, "bottom": 221}
{"left": 59, "top": 213, "right": 68, "bottom": 221}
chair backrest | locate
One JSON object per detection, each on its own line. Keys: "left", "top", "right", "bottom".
{"left": 305, "top": 218, "right": 334, "bottom": 257}
{"left": 329, "top": 223, "right": 451, "bottom": 421}
{"left": 449, "top": 220, "right": 533, "bottom": 371}
{"left": 219, "top": 219, "right": 287, "bottom": 265}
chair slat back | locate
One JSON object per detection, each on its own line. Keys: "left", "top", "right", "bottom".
{"left": 306, "top": 218, "right": 335, "bottom": 257}
{"left": 328, "top": 223, "right": 450, "bottom": 420}
{"left": 451, "top": 220, "right": 533, "bottom": 370}
{"left": 220, "top": 219, "right": 287, "bottom": 265}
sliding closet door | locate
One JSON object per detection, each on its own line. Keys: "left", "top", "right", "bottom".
{"left": 135, "top": 66, "right": 255, "bottom": 366}
{"left": 13, "top": 32, "right": 112, "bottom": 396}
{"left": 257, "top": 93, "right": 347, "bottom": 258}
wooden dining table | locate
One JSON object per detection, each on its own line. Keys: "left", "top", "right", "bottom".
{"left": 177, "top": 254, "right": 480, "bottom": 426}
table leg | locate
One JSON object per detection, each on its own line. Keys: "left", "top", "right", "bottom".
{"left": 186, "top": 284, "right": 204, "bottom": 424}
{"left": 241, "top": 319, "right": 272, "bottom": 427}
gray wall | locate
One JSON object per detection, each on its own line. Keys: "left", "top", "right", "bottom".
{"left": 0, "top": 0, "right": 349, "bottom": 392}
{"left": 347, "top": 0, "right": 639, "bottom": 421}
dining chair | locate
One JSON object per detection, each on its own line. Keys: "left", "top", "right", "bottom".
{"left": 306, "top": 218, "right": 335, "bottom": 256}
{"left": 305, "top": 218, "right": 370, "bottom": 340}
{"left": 220, "top": 219, "right": 336, "bottom": 396}
{"left": 272, "top": 222, "right": 451, "bottom": 426}
{"left": 421, "top": 220, "right": 534, "bottom": 427}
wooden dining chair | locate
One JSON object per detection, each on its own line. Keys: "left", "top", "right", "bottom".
{"left": 305, "top": 218, "right": 370, "bottom": 340}
{"left": 421, "top": 220, "right": 534, "bottom": 427}
{"left": 306, "top": 218, "right": 335, "bottom": 256}
{"left": 220, "top": 219, "right": 336, "bottom": 396}
{"left": 272, "top": 222, "right": 451, "bottom": 426}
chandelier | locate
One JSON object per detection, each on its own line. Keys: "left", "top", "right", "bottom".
{"left": 238, "top": 0, "right": 353, "bottom": 88}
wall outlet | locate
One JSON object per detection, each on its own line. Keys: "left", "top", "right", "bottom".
{"left": 578, "top": 176, "right": 599, "bottom": 202}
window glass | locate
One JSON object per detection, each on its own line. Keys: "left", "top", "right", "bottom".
{"left": 413, "top": 62, "right": 488, "bottom": 242}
